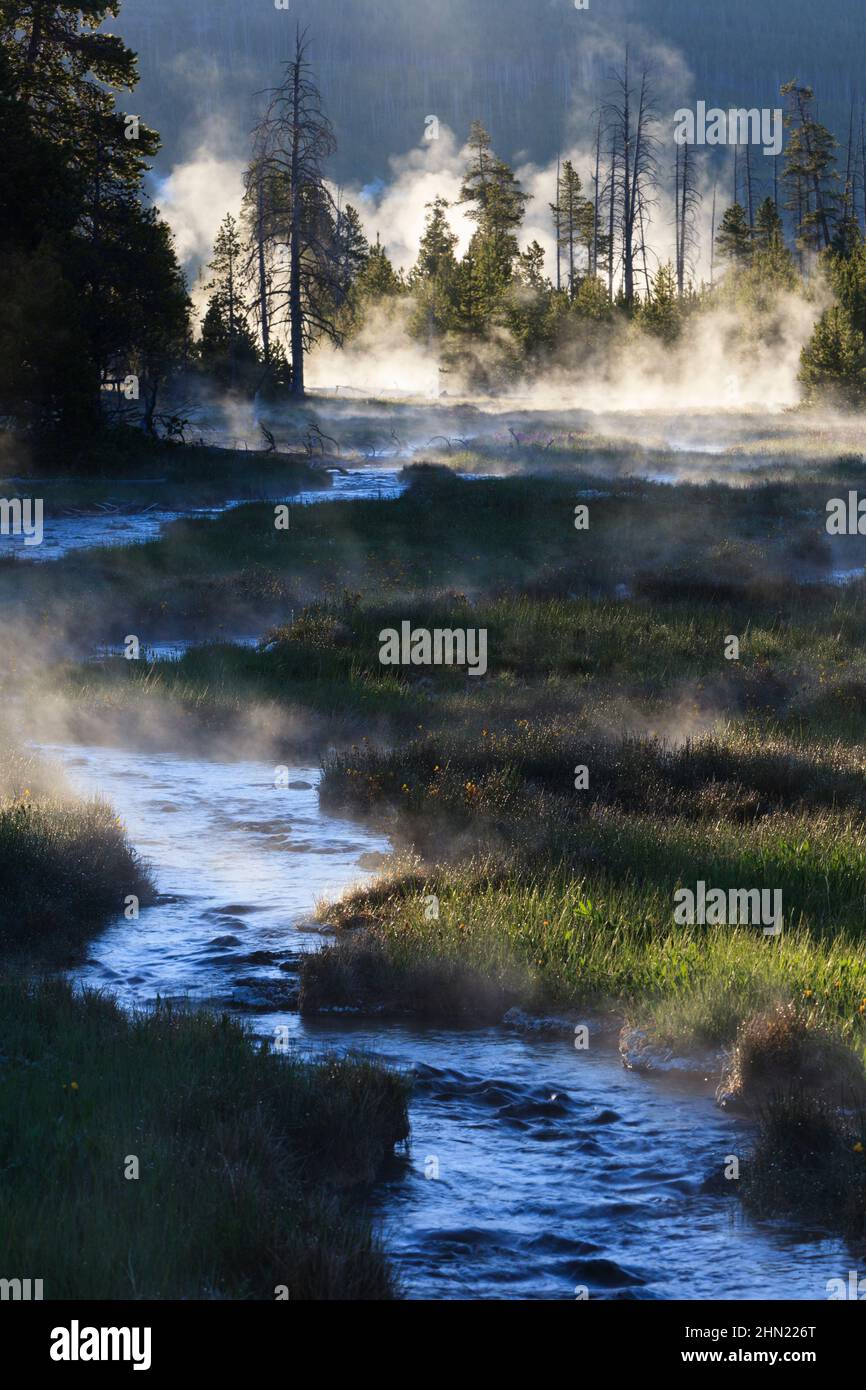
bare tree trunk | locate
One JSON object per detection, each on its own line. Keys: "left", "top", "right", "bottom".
{"left": 289, "top": 46, "right": 304, "bottom": 399}
{"left": 592, "top": 114, "right": 602, "bottom": 278}
{"left": 638, "top": 196, "right": 651, "bottom": 299}
{"left": 252, "top": 26, "right": 340, "bottom": 396}
{"left": 568, "top": 185, "right": 575, "bottom": 299}
{"left": 257, "top": 170, "right": 271, "bottom": 367}
{"left": 621, "top": 52, "right": 633, "bottom": 307}
{"left": 554, "top": 155, "right": 561, "bottom": 293}
{"left": 614, "top": 58, "right": 655, "bottom": 310}
{"left": 607, "top": 132, "right": 617, "bottom": 302}
{"left": 675, "top": 144, "right": 683, "bottom": 297}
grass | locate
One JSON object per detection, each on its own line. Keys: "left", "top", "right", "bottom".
{"left": 38, "top": 569, "right": 866, "bottom": 762}
{"left": 0, "top": 746, "right": 153, "bottom": 958}
{"left": 304, "top": 855, "right": 866, "bottom": 1047}
{"left": 0, "top": 977, "right": 409, "bottom": 1299}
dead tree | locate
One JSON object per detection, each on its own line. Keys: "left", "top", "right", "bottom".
{"left": 674, "top": 138, "right": 702, "bottom": 297}
{"left": 606, "top": 51, "right": 658, "bottom": 308}
{"left": 242, "top": 139, "right": 276, "bottom": 371}
{"left": 744, "top": 143, "right": 754, "bottom": 226}
{"left": 252, "top": 27, "right": 342, "bottom": 398}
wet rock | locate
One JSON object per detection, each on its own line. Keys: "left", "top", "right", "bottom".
{"left": 231, "top": 978, "right": 299, "bottom": 1010}
{"left": 501, "top": 1006, "right": 581, "bottom": 1038}
{"left": 287, "top": 780, "right": 313, "bottom": 791}
{"left": 619, "top": 1025, "right": 722, "bottom": 1077}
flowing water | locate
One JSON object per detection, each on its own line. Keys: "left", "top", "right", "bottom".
{"left": 42, "top": 740, "right": 852, "bottom": 1301}
{"left": 0, "top": 467, "right": 407, "bottom": 563}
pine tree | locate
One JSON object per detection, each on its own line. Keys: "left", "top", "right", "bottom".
{"left": 637, "top": 262, "right": 681, "bottom": 342}
{"left": 504, "top": 241, "right": 551, "bottom": 357}
{"left": 715, "top": 203, "right": 752, "bottom": 263}
{"left": 200, "top": 214, "right": 259, "bottom": 387}
{"left": 0, "top": 2, "right": 189, "bottom": 434}
{"left": 354, "top": 235, "right": 402, "bottom": 299}
{"left": 753, "top": 197, "right": 785, "bottom": 250}
{"left": 782, "top": 80, "right": 838, "bottom": 255}
{"left": 333, "top": 202, "right": 369, "bottom": 303}
{"left": 458, "top": 121, "right": 527, "bottom": 330}
{"left": 123, "top": 210, "right": 191, "bottom": 434}
{"left": 550, "top": 160, "right": 594, "bottom": 299}
{"left": 799, "top": 304, "right": 866, "bottom": 407}
{"left": 407, "top": 197, "right": 459, "bottom": 340}
{"left": 825, "top": 240, "right": 866, "bottom": 335}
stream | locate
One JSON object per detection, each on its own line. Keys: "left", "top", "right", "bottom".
{"left": 0, "top": 467, "right": 407, "bottom": 562}
{"left": 41, "top": 740, "right": 852, "bottom": 1301}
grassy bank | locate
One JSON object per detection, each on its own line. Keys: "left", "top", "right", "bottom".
{"left": 302, "top": 845, "right": 866, "bottom": 1046}
{"left": 0, "top": 746, "right": 153, "bottom": 959}
{"left": 0, "top": 978, "right": 409, "bottom": 1299}
{"left": 37, "top": 559, "right": 866, "bottom": 759}
{"left": 308, "top": 713, "right": 866, "bottom": 1044}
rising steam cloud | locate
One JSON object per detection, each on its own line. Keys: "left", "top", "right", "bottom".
{"left": 153, "top": 14, "right": 826, "bottom": 412}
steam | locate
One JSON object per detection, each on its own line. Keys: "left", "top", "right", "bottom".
{"left": 150, "top": 14, "right": 828, "bottom": 412}
{"left": 344, "top": 126, "right": 475, "bottom": 271}
{"left": 154, "top": 127, "right": 245, "bottom": 320}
